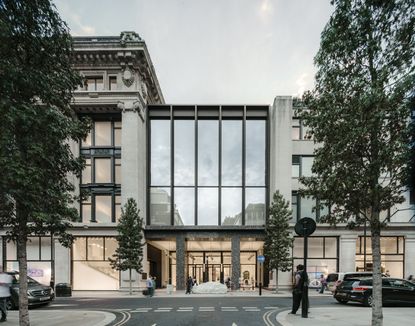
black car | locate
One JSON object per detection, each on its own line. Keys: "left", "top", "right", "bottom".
{"left": 6, "top": 272, "right": 55, "bottom": 310}
{"left": 334, "top": 277, "right": 415, "bottom": 306}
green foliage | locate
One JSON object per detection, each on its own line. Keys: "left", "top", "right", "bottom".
{"left": 109, "top": 198, "right": 144, "bottom": 273}
{"left": 298, "top": 0, "right": 415, "bottom": 229}
{"left": 264, "top": 191, "right": 293, "bottom": 273}
{"left": 0, "top": 0, "right": 90, "bottom": 244}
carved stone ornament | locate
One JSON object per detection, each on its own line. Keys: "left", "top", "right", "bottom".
{"left": 122, "top": 67, "right": 135, "bottom": 88}
{"left": 120, "top": 31, "right": 142, "bottom": 43}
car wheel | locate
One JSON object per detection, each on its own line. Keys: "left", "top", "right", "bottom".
{"left": 364, "top": 294, "right": 373, "bottom": 307}
{"left": 6, "top": 298, "right": 15, "bottom": 310}
{"left": 335, "top": 298, "right": 349, "bottom": 304}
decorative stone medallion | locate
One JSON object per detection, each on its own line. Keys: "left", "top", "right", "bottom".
{"left": 122, "top": 67, "right": 135, "bottom": 88}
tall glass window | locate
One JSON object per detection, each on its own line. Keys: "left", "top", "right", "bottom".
{"left": 148, "top": 106, "right": 267, "bottom": 226}
{"left": 151, "top": 120, "right": 170, "bottom": 186}
{"left": 95, "top": 122, "right": 112, "bottom": 146}
{"left": 198, "top": 120, "right": 219, "bottom": 186}
{"left": 246, "top": 120, "right": 266, "bottom": 186}
{"left": 174, "top": 120, "right": 195, "bottom": 186}
{"left": 222, "top": 120, "right": 242, "bottom": 186}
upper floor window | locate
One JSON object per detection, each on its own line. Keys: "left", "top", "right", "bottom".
{"left": 84, "top": 77, "right": 104, "bottom": 91}
{"left": 292, "top": 192, "right": 329, "bottom": 222}
{"left": 109, "top": 76, "right": 117, "bottom": 90}
{"left": 292, "top": 155, "right": 314, "bottom": 178}
{"left": 82, "top": 121, "right": 122, "bottom": 148}
{"left": 292, "top": 118, "right": 313, "bottom": 140}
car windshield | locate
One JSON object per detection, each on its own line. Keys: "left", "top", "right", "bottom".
{"left": 11, "top": 274, "right": 39, "bottom": 285}
{"left": 326, "top": 274, "right": 338, "bottom": 282}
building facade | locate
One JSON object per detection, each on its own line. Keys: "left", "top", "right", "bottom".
{"left": 1, "top": 32, "right": 414, "bottom": 291}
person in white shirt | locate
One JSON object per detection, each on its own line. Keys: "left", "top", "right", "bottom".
{"left": 0, "top": 272, "right": 12, "bottom": 322}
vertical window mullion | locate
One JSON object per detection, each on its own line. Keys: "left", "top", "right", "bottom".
{"left": 242, "top": 106, "right": 246, "bottom": 226}
{"left": 218, "top": 106, "right": 222, "bottom": 225}
{"left": 195, "top": 107, "right": 198, "bottom": 226}
{"left": 170, "top": 106, "right": 174, "bottom": 226}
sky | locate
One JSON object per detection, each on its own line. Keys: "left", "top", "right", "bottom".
{"left": 54, "top": 0, "right": 334, "bottom": 105}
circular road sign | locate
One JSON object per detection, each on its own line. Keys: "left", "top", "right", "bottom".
{"left": 257, "top": 255, "right": 265, "bottom": 263}
{"left": 294, "top": 217, "right": 317, "bottom": 237}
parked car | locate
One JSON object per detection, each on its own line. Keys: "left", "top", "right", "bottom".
{"left": 334, "top": 277, "right": 415, "bottom": 306}
{"left": 326, "top": 272, "right": 384, "bottom": 293}
{"left": 6, "top": 272, "right": 55, "bottom": 310}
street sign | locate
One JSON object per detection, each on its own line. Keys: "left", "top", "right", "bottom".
{"left": 294, "top": 217, "right": 316, "bottom": 237}
{"left": 257, "top": 255, "right": 265, "bottom": 263}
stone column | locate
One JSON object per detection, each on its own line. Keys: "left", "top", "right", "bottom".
{"left": 176, "top": 234, "right": 186, "bottom": 290}
{"left": 269, "top": 96, "right": 293, "bottom": 203}
{"left": 54, "top": 240, "right": 71, "bottom": 285}
{"left": 404, "top": 235, "right": 415, "bottom": 279}
{"left": 231, "top": 235, "right": 240, "bottom": 290}
{"left": 120, "top": 100, "right": 148, "bottom": 289}
{"left": 339, "top": 234, "right": 357, "bottom": 272}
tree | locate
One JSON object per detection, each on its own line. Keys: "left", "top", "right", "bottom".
{"left": 109, "top": 198, "right": 144, "bottom": 295}
{"left": 0, "top": 1, "right": 89, "bottom": 325}
{"left": 263, "top": 191, "right": 293, "bottom": 293}
{"left": 298, "top": 1, "right": 415, "bottom": 325}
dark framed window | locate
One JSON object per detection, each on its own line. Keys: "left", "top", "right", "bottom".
{"left": 84, "top": 77, "right": 104, "bottom": 91}
{"left": 292, "top": 155, "right": 314, "bottom": 178}
{"left": 81, "top": 120, "right": 122, "bottom": 148}
{"left": 109, "top": 76, "right": 117, "bottom": 90}
{"left": 80, "top": 193, "right": 121, "bottom": 223}
{"left": 291, "top": 192, "right": 329, "bottom": 222}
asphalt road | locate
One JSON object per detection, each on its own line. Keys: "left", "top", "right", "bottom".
{"left": 40, "top": 296, "right": 336, "bottom": 326}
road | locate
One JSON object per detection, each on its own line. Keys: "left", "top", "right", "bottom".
{"left": 40, "top": 295, "right": 335, "bottom": 326}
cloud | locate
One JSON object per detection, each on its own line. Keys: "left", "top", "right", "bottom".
{"left": 294, "top": 73, "right": 309, "bottom": 98}
{"left": 70, "top": 13, "right": 96, "bottom": 36}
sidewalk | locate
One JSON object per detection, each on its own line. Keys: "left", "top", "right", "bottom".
{"left": 4, "top": 310, "right": 115, "bottom": 326}
{"left": 276, "top": 306, "right": 415, "bottom": 326}
{"left": 71, "top": 288, "right": 333, "bottom": 298}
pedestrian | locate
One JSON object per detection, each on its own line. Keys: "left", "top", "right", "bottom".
{"left": 0, "top": 271, "right": 12, "bottom": 322}
{"left": 290, "top": 264, "right": 308, "bottom": 315}
{"left": 186, "top": 276, "right": 193, "bottom": 294}
{"left": 152, "top": 277, "right": 156, "bottom": 296}
{"left": 146, "top": 275, "right": 153, "bottom": 297}
{"left": 408, "top": 275, "right": 413, "bottom": 282}
{"left": 319, "top": 274, "right": 326, "bottom": 294}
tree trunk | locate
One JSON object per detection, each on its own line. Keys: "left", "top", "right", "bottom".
{"left": 275, "top": 269, "right": 279, "bottom": 294}
{"left": 371, "top": 211, "right": 383, "bottom": 326}
{"left": 17, "top": 232, "right": 30, "bottom": 326}
{"left": 129, "top": 269, "right": 132, "bottom": 295}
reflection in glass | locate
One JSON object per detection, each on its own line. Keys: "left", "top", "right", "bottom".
{"left": 82, "top": 197, "right": 91, "bottom": 222}
{"left": 222, "top": 120, "right": 242, "bottom": 186}
{"left": 198, "top": 188, "right": 218, "bottom": 225}
{"left": 221, "top": 188, "right": 242, "bottom": 225}
{"left": 300, "top": 196, "right": 315, "bottom": 219}
{"left": 325, "top": 238, "right": 337, "bottom": 258}
{"left": 95, "top": 195, "right": 112, "bottom": 223}
{"left": 114, "top": 127, "right": 121, "bottom": 147}
{"left": 151, "top": 120, "right": 170, "bottom": 186}
{"left": 150, "top": 187, "right": 171, "bottom": 225}
{"left": 174, "top": 188, "right": 194, "bottom": 225}
{"left": 82, "top": 131, "right": 92, "bottom": 147}
{"left": 82, "top": 159, "right": 91, "bottom": 184}
{"left": 95, "top": 158, "right": 111, "bottom": 183}
{"left": 246, "top": 120, "right": 265, "bottom": 186}
{"left": 115, "top": 159, "right": 121, "bottom": 184}
{"left": 308, "top": 237, "right": 324, "bottom": 258}
{"left": 73, "top": 237, "right": 87, "bottom": 260}
{"left": 302, "top": 156, "right": 314, "bottom": 177}
{"left": 198, "top": 120, "right": 218, "bottom": 186}
{"left": 95, "top": 122, "right": 112, "bottom": 146}
{"left": 174, "top": 120, "right": 195, "bottom": 186}
{"left": 27, "top": 237, "right": 40, "bottom": 260}
{"left": 115, "top": 195, "right": 121, "bottom": 221}
{"left": 40, "top": 237, "right": 51, "bottom": 260}
{"left": 291, "top": 194, "right": 298, "bottom": 221}
{"left": 245, "top": 188, "right": 265, "bottom": 225}
{"left": 88, "top": 237, "right": 104, "bottom": 260}
{"left": 105, "top": 238, "right": 117, "bottom": 260}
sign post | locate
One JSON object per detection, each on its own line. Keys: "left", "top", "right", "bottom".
{"left": 294, "top": 217, "right": 316, "bottom": 318}
{"left": 257, "top": 255, "right": 265, "bottom": 296}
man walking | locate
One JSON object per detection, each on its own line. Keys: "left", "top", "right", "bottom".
{"left": 290, "top": 264, "right": 307, "bottom": 314}
{"left": 0, "top": 271, "right": 12, "bottom": 322}
{"left": 146, "top": 275, "right": 153, "bottom": 297}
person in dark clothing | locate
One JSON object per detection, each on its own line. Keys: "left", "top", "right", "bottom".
{"left": 291, "top": 264, "right": 308, "bottom": 314}
{"left": 185, "top": 276, "right": 193, "bottom": 294}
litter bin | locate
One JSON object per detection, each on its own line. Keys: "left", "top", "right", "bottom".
{"left": 55, "top": 283, "right": 72, "bottom": 297}
{"left": 166, "top": 284, "right": 173, "bottom": 295}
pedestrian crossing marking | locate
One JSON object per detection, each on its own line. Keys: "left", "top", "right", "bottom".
{"left": 264, "top": 306, "right": 278, "bottom": 309}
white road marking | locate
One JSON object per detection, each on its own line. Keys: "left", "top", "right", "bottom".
{"left": 199, "top": 306, "right": 214, "bottom": 309}
{"left": 154, "top": 310, "right": 171, "bottom": 312}
{"left": 243, "top": 307, "right": 257, "bottom": 309}
{"left": 264, "top": 306, "right": 278, "bottom": 309}
{"left": 221, "top": 307, "right": 237, "bottom": 309}
{"left": 49, "top": 304, "right": 78, "bottom": 307}
{"left": 179, "top": 307, "right": 193, "bottom": 309}
{"left": 244, "top": 309, "right": 261, "bottom": 312}
{"left": 232, "top": 323, "right": 238, "bottom": 326}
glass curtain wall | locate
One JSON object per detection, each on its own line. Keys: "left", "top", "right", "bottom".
{"left": 149, "top": 106, "right": 267, "bottom": 226}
